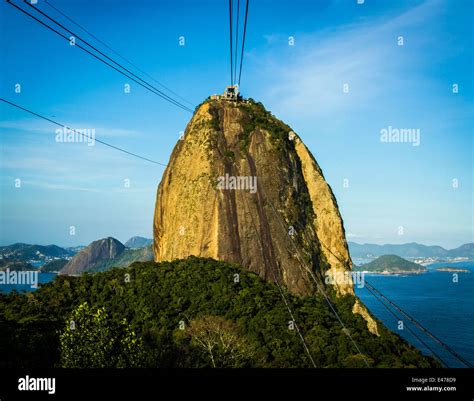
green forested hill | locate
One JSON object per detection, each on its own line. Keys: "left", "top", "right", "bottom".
{"left": 354, "top": 255, "right": 426, "bottom": 274}
{"left": 40, "top": 258, "right": 68, "bottom": 272}
{"left": 0, "top": 257, "right": 439, "bottom": 368}
{"left": 0, "top": 259, "right": 34, "bottom": 271}
{"left": 0, "top": 243, "right": 72, "bottom": 260}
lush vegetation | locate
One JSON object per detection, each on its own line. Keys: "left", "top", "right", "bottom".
{"left": 354, "top": 255, "right": 426, "bottom": 274}
{"left": 208, "top": 102, "right": 222, "bottom": 132}
{"left": 0, "top": 243, "right": 72, "bottom": 260}
{"left": 238, "top": 100, "right": 293, "bottom": 153}
{"left": 59, "top": 302, "right": 145, "bottom": 368}
{"left": 0, "top": 257, "right": 439, "bottom": 368}
{"left": 0, "top": 259, "right": 35, "bottom": 271}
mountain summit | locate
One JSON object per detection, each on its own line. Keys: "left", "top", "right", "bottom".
{"left": 60, "top": 237, "right": 125, "bottom": 275}
{"left": 153, "top": 98, "right": 377, "bottom": 333}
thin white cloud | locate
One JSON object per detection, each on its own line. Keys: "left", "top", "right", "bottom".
{"left": 0, "top": 139, "right": 164, "bottom": 196}
{"left": 8, "top": 180, "right": 155, "bottom": 194}
{"left": 248, "top": 0, "right": 446, "bottom": 118}
{"left": 346, "top": 232, "right": 361, "bottom": 238}
{"left": 20, "top": 180, "right": 104, "bottom": 193}
{"left": 0, "top": 118, "right": 144, "bottom": 138}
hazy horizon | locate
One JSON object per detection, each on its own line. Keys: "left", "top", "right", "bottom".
{"left": 0, "top": 236, "right": 472, "bottom": 251}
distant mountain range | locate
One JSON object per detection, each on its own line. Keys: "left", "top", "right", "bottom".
{"left": 65, "top": 245, "right": 86, "bottom": 254}
{"left": 0, "top": 259, "right": 34, "bottom": 272}
{"left": 59, "top": 237, "right": 153, "bottom": 275}
{"left": 40, "top": 259, "right": 68, "bottom": 272}
{"left": 353, "top": 255, "right": 426, "bottom": 274}
{"left": 348, "top": 242, "right": 474, "bottom": 259}
{"left": 2, "top": 238, "right": 470, "bottom": 274}
{"left": 0, "top": 236, "right": 154, "bottom": 273}
{"left": 124, "top": 236, "right": 152, "bottom": 249}
{"left": 86, "top": 244, "right": 153, "bottom": 273}
{"left": 0, "top": 243, "right": 73, "bottom": 261}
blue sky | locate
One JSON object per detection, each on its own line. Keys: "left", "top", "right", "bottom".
{"left": 0, "top": 0, "right": 472, "bottom": 248}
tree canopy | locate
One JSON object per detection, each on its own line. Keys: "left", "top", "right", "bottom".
{"left": 0, "top": 257, "right": 440, "bottom": 368}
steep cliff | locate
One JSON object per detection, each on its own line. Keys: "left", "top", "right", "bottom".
{"left": 153, "top": 99, "right": 378, "bottom": 334}
{"left": 60, "top": 237, "right": 125, "bottom": 275}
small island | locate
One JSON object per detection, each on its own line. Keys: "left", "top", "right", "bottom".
{"left": 353, "top": 255, "right": 426, "bottom": 275}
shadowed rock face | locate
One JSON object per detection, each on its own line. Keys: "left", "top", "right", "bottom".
{"left": 153, "top": 99, "right": 378, "bottom": 333}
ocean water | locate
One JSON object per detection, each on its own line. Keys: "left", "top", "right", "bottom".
{"left": 355, "top": 261, "right": 474, "bottom": 368}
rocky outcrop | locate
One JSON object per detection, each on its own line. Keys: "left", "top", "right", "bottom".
{"left": 353, "top": 300, "right": 379, "bottom": 336}
{"left": 60, "top": 237, "right": 125, "bottom": 275}
{"left": 153, "top": 99, "right": 378, "bottom": 334}
{"left": 293, "top": 138, "right": 354, "bottom": 295}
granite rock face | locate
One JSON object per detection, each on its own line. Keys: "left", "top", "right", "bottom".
{"left": 153, "top": 99, "right": 378, "bottom": 334}
{"left": 60, "top": 237, "right": 125, "bottom": 275}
